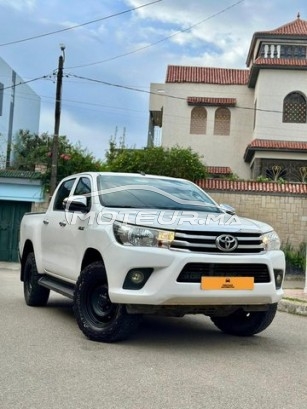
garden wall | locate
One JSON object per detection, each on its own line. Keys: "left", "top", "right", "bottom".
{"left": 197, "top": 180, "right": 307, "bottom": 249}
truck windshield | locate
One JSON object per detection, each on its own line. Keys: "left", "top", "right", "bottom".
{"left": 96, "top": 175, "right": 221, "bottom": 212}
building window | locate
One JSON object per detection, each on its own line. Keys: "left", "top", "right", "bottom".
{"left": 280, "top": 45, "right": 306, "bottom": 59}
{"left": 283, "top": 92, "right": 307, "bottom": 123}
{"left": 190, "top": 106, "right": 207, "bottom": 134}
{"left": 0, "top": 82, "right": 3, "bottom": 116}
{"left": 214, "top": 107, "right": 231, "bottom": 135}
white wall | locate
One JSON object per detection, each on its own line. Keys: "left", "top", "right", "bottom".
{"left": 151, "top": 82, "right": 255, "bottom": 179}
{"left": 253, "top": 69, "right": 307, "bottom": 141}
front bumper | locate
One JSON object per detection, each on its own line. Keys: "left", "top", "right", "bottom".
{"left": 103, "top": 243, "right": 285, "bottom": 306}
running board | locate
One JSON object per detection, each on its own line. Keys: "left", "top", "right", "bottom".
{"left": 39, "top": 276, "right": 75, "bottom": 300}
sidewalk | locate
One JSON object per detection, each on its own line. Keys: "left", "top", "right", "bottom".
{"left": 278, "top": 277, "right": 307, "bottom": 316}
{"left": 1, "top": 262, "right": 306, "bottom": 316}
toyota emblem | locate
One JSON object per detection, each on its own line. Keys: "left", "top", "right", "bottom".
{"left": 216, "top": 234, "right": 238, "bottom": 252}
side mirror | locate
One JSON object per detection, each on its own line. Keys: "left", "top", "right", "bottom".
{"left": 63, "top": 195, "right": 89, "bottom": 213}
{"left": 219, "top": 203, "right": 236, "bottom": 215}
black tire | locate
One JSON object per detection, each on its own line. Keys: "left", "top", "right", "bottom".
{"left": 23, "top": 252, "right": 50, "bottom": 306}
{"left": 210, "top": 303, "right": 278, "bottom": 336}
{"left": 73, "top": 261, "right": 141, "bottom": 342}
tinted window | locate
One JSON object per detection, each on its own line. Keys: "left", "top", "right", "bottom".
{"left": 73, "top": 177, "right": 92, "bottom": 208}
{"left": 53, "top": 178, "right": 76, "bottom": 211}
{"left": 97, "top": 175, "right": 220, "bottom": 212}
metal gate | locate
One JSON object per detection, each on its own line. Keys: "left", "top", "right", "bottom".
{"left": 0, "top": 201, "right": 31, "bottom": 262}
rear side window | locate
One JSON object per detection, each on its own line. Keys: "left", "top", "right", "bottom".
{"left": 53, "top": 178, "right": 76, "bottom": 211}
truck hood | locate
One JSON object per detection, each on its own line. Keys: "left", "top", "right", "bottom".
{"left": 103, "top": 208, "right": 273, "bottom": 234}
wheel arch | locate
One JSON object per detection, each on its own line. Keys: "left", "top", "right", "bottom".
{"left": 81, "top": 248, "right": 105, "bottom": 274}
{"left": 20, "top": 240, "right": 34, "bottom": 281}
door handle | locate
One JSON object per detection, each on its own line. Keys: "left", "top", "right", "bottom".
{"left": 43, "top": 220, "right": 49, "bottom": 225}
{"left": 59, "top": 221, "right": 67, "bottom": 227}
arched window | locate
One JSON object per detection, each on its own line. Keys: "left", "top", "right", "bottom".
{"left": 283, "top": 92, "right": 307, "bottom": 123}
{"left": 214, "top": 107, "right": 231, "bottom": 135}
{"left": 190, "top": 106, "right": 207, "bottom": 134}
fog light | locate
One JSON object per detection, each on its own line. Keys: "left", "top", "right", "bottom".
{"left": 274, "top": 269, "right": 284, "bottom": 289}
{"left": 130, "top": 270, "right": 145, "bottom": 284}
{"left": 123, "top": 268, "right": 153, "bottom": 290}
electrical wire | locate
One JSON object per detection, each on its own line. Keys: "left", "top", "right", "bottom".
{"left": 0, "top": 69, "right": 289, "bottom": 117}
{"left": 67, "top": 72, "right": 285, "bottom": 115}
{"left": 67, "top": 0, "right": 246, "bottom": 69}
{"left": 1, "top": 75, "right": 50, "bottom": 91}
{"left": 0, "top": 0, "right": 162, "bottom": 47}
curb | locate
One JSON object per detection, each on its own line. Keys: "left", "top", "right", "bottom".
{"left": 278, "top": 299, "right": 307, "bottom": 317}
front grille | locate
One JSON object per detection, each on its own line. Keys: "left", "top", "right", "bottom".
{"left": 171, "top": 230, "right": 264, "bottom": 254}
{"left": 177, "top": 263, "right": 271, "bottom": 283}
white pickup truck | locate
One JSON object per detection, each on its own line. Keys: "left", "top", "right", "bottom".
{"left": 19, "top": 172, "right": 285, "bottom": 342}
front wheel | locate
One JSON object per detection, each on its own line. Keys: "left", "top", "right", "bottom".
{"left": 210, "top": 304, "right": 278, "bottom": 336}
{"left": 73, "top": 261, "right": 141, "bottom": 342}
{"left": 23, "top": 252, "right": 50, "bottom": 306}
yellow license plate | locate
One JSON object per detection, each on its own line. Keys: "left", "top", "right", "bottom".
{"left": 201, "top": 277, "right": 254, "bottom": 290}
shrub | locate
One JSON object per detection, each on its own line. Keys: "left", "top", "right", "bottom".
{"left": 281, "top": 242, "right": 306, "bottom": 274}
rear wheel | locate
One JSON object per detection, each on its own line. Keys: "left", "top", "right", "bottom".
{"left": 23, "top": 252, "right": 50, "bottom": 306}
{"left": 73, "top": 261, "right": 141, "bottom": 342}
{"left": 210, "top": 304, "right": 278, "bottom": 336}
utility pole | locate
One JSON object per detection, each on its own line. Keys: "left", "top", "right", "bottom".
{"left": 50, "top": 45, "right": 65, "bottom": 196}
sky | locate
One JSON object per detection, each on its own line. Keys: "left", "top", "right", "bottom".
{"left": 0, "top": 0, "right": 307, "bottom": 160}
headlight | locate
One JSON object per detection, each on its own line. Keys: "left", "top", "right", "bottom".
{"left": 113, "top": 221, "right": 175, "bottom": 248}
{"left": 261, "top": 231, "right": 281, "bottom": 251}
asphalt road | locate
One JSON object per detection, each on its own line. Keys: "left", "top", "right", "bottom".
{"left": 0, "top": 266, "right": 306, "bottom": 409}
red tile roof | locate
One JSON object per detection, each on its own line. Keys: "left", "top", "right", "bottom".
{"left": 247, "top": 17, "right": 307, "bottom": 65}
{"left": 206, "top": 166, "right": 232, "bottom": 175}
{"left": 197, "top": 179, "right": 307, "bottom": 195}
{"left": 261, "top": 17, "right": 307, "bottom": 36}
{"left": 253, "top": 58, "right": 307, "bottom": 68}
{"left": 187, "top": 97, "right": 236, "bottom": 106}
{"left": 244, "top": 139, "right": 307, "bottom": 162}
{"left": 166, "top": 65, "right": 249, "bottom": 85}
{"left": 249, "top": 139, "right": 307, "bottom": 149}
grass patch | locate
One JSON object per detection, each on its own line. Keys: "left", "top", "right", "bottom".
{"left": 283, "top": 297, "right": 307, "bottom": 304}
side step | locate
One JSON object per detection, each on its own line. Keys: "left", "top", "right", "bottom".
{"left": 39, "top": 276, "right": 75, "bottom": 300}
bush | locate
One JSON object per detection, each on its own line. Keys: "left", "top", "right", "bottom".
{"left": 281, "top": 242, "right": 306, "bottom": 274}
{"left": 105, "top": 141, "right": 207, "bottom": 181}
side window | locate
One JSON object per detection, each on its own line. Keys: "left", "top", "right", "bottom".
{"left": 53, "top": 178, "right": 76, "bottom": 211}
{"left": 73, "top": 177, "right": 92, "bottom": 208}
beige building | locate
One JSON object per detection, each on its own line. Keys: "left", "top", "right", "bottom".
{"left": 148, "top": 15, "right": 307, "bottom": 181}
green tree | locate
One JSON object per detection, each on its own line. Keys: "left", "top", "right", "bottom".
{"left": 12, "top": 130, "right": 105, "bottom": 190}
{"left": 105, "top": 140, "right": 207, "bottom": 181}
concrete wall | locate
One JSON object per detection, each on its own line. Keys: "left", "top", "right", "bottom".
{"left": 207, "top": 190, "right": 307, "bottom": 248}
